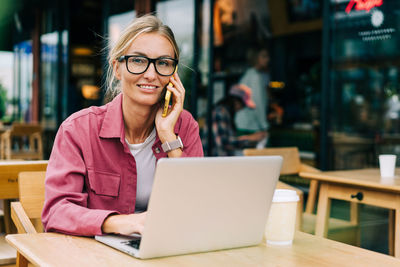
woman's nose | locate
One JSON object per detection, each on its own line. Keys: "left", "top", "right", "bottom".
{"left": 143, "top": 62, "right": 157, "bottom": 79}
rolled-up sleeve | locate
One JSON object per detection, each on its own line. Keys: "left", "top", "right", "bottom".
{"left": 41, "top": 124, "right": 118, "bottom": 236}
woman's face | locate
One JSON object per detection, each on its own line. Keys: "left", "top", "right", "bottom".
{"left": 115, "top": 32, "right": 175, "bottom": 107}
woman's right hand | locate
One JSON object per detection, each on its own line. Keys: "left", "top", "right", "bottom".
{"left": 102, "top": 212, "right": 147, "bottom": 235}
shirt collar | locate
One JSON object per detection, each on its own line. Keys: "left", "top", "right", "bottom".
{"left": 99, "top": 93, "right": 124, "bottom": 139}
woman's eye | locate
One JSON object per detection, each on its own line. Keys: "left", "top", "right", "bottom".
{"left": 130, "top": 57, "right": 146, "bottom": 64}
{"left": 157, "top": 60, "right": 171, "bottom": 67}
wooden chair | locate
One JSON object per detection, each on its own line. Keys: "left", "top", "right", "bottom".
{"left": 0, "top": 161, "right": 48, "bottom": 266}
{"left": 243, "top": 147, "right": 320, "bottom": 212}
{"left": 0, "top": 160, "right": 48, "bottom": 234}
{"left": 243, "top": 147, "right": 360, "bottom": 245}
{"left": 11, "top": 171, "right": 46, "bottom": 234}
{"left": 10, "top": 171, "right": 46, "bottom": 267}
{"left": 0, "top": 123, "right": 43, "bottom": 160}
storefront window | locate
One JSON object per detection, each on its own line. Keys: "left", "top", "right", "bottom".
{"left": 41, "top": 32, "right": 59, "bottom": 129}
{"left": 327, "top": 0, "right": 400, "bottom": 169}
{"left": 13, "top": 40, "right": 33, "bottom": 122}
{"left": 0, "top": 51, "right": 14, "bottom": 122}
{"left": 108, "top": 10, "right": 136, "bottom": 48}
{"left": 39, "top": 29, "right": 69, "bottom": 130}
{"left": 202, "top": 0, "right": 322, "bottom": 157}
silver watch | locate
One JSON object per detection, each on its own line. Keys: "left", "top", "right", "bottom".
{"left": 161, "top": 136, "right": 183, "bottom": 152}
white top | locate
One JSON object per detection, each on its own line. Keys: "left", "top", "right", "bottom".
{"left": 125, "top": 128, "right": 157, "bottom": 213}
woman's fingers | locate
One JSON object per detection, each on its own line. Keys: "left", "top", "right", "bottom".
{"left": 173, "top": 72, "right": 184, "bottom": 91}
{"left": 102, "top": 212, "right": 147, "bottom": 235}
{"left": 167, "top": 84, "right": 184, "bottom": 107}
{"left": 167, "top": 74, "right": 185, "bottom": 109}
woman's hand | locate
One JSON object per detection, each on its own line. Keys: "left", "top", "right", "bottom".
{"left": 102, "top": 212, "right": 147, "bottom": 235}
{"left": 155, "top": 72, "right": 185, "bottom": 144}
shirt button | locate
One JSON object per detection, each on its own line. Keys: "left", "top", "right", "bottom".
{"left": 155, "top": 147, "right": 161, "bottom": 153}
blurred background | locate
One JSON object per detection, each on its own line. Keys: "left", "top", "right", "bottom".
{"left": 0, "top": 0, "right": 400, "bottom": 170}
{"left": 1, "top": 0, "right": 400, "bottom": 255}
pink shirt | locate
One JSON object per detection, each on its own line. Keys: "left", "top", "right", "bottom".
{"left": 42, "top": 93, "right": 203, "bottom": 236}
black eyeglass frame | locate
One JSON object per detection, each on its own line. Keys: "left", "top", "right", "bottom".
{"left": 117, "top": 55, "right": 178, "bottom": 76}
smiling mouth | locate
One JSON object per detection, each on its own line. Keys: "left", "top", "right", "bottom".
{"left": 138, "top": 84, "right": 158, "bottom": 90}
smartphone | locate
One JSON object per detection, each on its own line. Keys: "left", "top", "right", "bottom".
{"left": 162, "top": 67, "right": 178, "bottom": 117}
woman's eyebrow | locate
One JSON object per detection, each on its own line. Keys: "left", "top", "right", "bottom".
{"left": 126, "top": 51, "right": 174, "bottom": 58}
{"left": 127, "top": 51, "right": 146, "bottom": 56}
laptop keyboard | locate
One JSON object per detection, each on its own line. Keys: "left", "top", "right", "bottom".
{"left": 123, "top": 239, "right": 141, "bottom": 249}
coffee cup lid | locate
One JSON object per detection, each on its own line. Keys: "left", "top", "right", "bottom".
{"left": 272, "top": 189, "right": 299, "bottom": 203}
{"left": 379, "top": 154, "right": 396, "bottom": 157}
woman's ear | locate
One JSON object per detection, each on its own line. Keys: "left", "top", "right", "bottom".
{"left": 113, "top": 59, "right": 121, "bottom": 80}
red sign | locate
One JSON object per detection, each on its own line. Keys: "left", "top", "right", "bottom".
{"left": 345, "top": 0, "right": 383, "bottom": 13}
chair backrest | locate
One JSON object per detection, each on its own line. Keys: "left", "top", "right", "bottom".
{"left": 0, "top": 161, "right": 48, "bottom": 199}
{"left": 10, "top": 171, "right": 46, "bottom": 234}
{"left": 1, "top": 123, "right": 44, "bottom": 160}
{"left": 243, "top": 147, "right": 301, "bottom": 175}
{"left": 18, "top": 171, "right": 46, "bottom": 220}
{"left": 10, "top": 122, "right": 42, "bottom": 136}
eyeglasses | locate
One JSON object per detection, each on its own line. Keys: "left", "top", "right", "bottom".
{"left": 117, "top": 55, "right": 178, "bottom": 76}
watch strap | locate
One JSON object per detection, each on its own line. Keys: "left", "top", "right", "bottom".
{"left": 161, "top": 136, "right": 183, "bottom": 153}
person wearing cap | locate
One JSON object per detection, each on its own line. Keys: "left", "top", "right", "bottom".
{"left": 203, "top": 84, "right": 268, "bottom": 156}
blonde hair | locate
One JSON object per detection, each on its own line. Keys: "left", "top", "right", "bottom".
{"left": 104, "top": 14, "right": 180, "bottom": 102}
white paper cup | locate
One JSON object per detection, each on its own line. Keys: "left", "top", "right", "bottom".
{"left": 265, "top": 189, "right": 299, "bottom": 246}
{"left": 379, "top": 154, "right": 396, "bottom": 178}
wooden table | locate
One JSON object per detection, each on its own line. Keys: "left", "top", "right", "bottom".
{"left": 6, "top": 231, "right": 400, "bottom": 266}
{"left": 300, "top": 168, "right": 400, "bottom": 257}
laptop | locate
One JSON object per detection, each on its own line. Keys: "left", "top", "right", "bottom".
{"left": 95, "top": 156, "right": 282, "bottom": 259}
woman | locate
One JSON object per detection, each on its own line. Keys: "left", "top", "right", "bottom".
{"left": 42, "top": 15, "right": 203, "bottom": 237}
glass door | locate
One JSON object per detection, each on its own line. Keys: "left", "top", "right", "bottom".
{"left": 326, "top": 0, "right": 400, "bottom": 169}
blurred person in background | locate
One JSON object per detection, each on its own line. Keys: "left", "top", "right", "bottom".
{"left": 235, "top": 46, "right": 270, "bottom": 143}
{"left": 203, "top": 84, "right": 267, "bottom": 156}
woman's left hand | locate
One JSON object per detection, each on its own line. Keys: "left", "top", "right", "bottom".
{"left": 155, "top": 72, "right": 185, "bottom": 143}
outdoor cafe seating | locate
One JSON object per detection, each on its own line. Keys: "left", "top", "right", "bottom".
{"left": 0, "top": 122, "right": 43, "bottom": 161}
{"left": 9, "top": 171, "right": 45, "bottom": 267}
{"left": 0, "top": 148, "right": 399, "bottom": 266}
{"left": 3, "top": 169, "right": 400, "bottom": 266}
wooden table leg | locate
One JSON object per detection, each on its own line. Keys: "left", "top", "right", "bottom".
{"left": 395, "top": 208, "right": 400, "bottom": 258}
{"left": 350, "top": 202, "right": 360, "bottom": 246}
{"left": 305, "top": 180, "right": 318, "bottom": 214}
{"left": 3, "top": 200, "right": 11, "bottom": 234}
{"left": 389, "top": 209, "right": 394, "bottom": 256}
{"left": 3, "top": 200, "right": 17, "bottom": 234}
{"left": 315, "top": 183, "right": 331, "bottom": 237}
{"left": 297, "top": 193, "right": 303, "bottom": 231}
{"left": 17, "top": 252, "right": 29, "bottom": 267}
